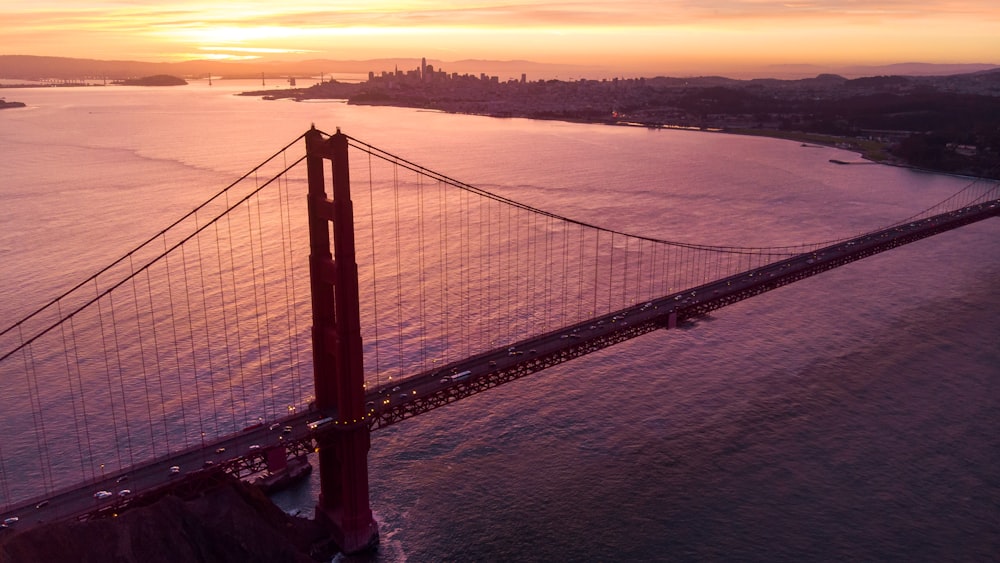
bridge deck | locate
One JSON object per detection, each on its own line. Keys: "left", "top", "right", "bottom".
{"left": 366, "top": 200, "right": 999, "bottom": 428}
{"left": 2, "top": 198, "right": 995, "bottom": 531}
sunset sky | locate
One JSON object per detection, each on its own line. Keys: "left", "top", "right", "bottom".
{"left": 4, "top": 1, "right": 999, "bottom": 76}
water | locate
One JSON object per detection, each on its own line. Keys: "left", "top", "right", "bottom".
{"left": 2, "top": 82, "right": 998, "bottom": 561}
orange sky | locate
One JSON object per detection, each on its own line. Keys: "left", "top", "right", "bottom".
{"left": 4, "top": 1, "right": 999, "bottom": 76}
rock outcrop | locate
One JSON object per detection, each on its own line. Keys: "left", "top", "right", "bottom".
{"left": 0, "top": 476, "right": 335, "bottom": 563}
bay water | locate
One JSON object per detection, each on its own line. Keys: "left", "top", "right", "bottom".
{"left": 1, "top": 80, "right": 997, "bottom": 561}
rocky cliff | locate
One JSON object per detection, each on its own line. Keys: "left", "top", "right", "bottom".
{"left": 0, "top": 477, "right": 335, "bottom": 563}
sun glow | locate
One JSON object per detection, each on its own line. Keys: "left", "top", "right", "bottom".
{"left": 154, "top": 25, "right": 311, "bottom": 44}
{"left": 197, "top": 46, "right": 312, "bottom": 54}
{"left": 2, "top": 1, "right": 998, "bottom": 74}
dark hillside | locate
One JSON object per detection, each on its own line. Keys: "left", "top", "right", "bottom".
{"left": 0, "top": 477, "right": 334, "bottom": 563}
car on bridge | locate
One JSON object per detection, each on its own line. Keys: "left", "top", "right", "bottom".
{"left": 93, "top": 490, "right": 113, "bottom": 500}
{"left": 308, "top": 417, "right": 335, "bottom": 430}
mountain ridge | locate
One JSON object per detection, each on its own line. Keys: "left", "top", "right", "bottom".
{"left": 1, "top": 54, "right": 996, "bottom": 82}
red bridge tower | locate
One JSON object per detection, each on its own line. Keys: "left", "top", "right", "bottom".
{"left": 305, "top": 128, "right": 379, "bottom": 553}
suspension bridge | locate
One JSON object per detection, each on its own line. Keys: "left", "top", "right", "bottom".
{"left": 1, "top": 127, "right": 997, "bottom": 553}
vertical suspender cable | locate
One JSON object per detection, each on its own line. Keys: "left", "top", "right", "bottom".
{"left": 246, "top": 193, "right": 270, "bottom": 419}
{"left": 129, "top": 255, "right": 157, "bottom": 456}
{"left": 417, "top": 170, "right": 428, "bottom": 372}
{"left": 108, "top": 280, "right": 136, "bottom": 471}
{"left": 68, "top": 314, "right": 96, "bottom": 479}
{"left": 222, "top": 194, "right": 247, "bottom": 431}
{"left": 194, "top": 221, "right": 218, "bottom": 439}
{"left": 588, "top": 230, "right": 601, "bottom": 315}
{"left": 392, "top": 160, "right": 404, "bottom": 382}
{"left": 365, "top": 150, "right": 382, "bottom": 392}
{"left": 58, "top": 301, "right": 88, "bottom": 480}
{"left": 213, "top": 220, "right": 239, "bottom": 433}
{"left": 181, "top": 240, "right": 204, "bottom": 446}
{"left": 607, "top": 232, "right": 615, "bottom": 314}
{"left": 277, "top": 153, "right": 300, "bottom": 411}
{"left": 94, "top": 282, "right": 124, "bottom": 471}
{"left": 20, "top": 329, "right": 52, "bottom": 493}
{"left": 143, "top": 267, "right": 171, "bottom": 453}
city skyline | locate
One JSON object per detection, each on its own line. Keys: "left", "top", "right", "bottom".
{"left": 3, "top": 1, "right": 999, "bottom": 78}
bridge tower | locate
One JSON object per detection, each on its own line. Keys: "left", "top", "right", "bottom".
{"left": 305, "top": 127, "right": 379, "bottom": 553}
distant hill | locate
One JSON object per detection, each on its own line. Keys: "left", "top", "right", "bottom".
{"left": 3, "top": 54, "right": 997, "bottom": 83}
{"left": 115, "top": 74, "right": 188, "bottom": 86}
{"left": 762, "top": 62, "right": 1000, "bottom": 79}
{"left": 0, "top": 55, "right": 595, "bottom": 82}
{"left": 0, "top": 55, "right": 279, "bottom": 80}
{"left": 838, "top": 62, "right": 1000, "bottom": 77}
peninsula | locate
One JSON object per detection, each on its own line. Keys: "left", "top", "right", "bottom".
{"left": 241, "top": 62, "right": 1000, "bottom": 179}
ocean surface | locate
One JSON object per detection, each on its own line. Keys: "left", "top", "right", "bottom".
{"left": 1, "top": 80, "right": 997, "bottom": 561}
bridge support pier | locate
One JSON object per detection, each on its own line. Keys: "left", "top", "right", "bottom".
{"left": 315, "top": 426, "right": 378, "bottom": 553}
{"left": 306, "top": 127, "right": 379, "bottom": 554}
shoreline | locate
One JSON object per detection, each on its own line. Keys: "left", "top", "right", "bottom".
{"left": 354, "top": 102, "right": 1000, "bottom": 182}
{"left": 246, "top": 88, "right": 980, "bottom": 179}
{"left": 334, "top": 98, "right": 968, "bottom": 179}
{"left": 239, "top": 69, "right": 1000, "bottom": 182}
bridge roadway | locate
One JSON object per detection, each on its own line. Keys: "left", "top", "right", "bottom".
{"left": 367, "top": 199, "right": 999, "bottom": 428}
{"left": 2, "top": 199, "right": 996, "bottom": 532}
{"left": 1, "top": 407, "right": 337, "bottom": 533}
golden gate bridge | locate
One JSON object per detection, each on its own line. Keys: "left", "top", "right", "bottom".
{"left": 1, "top": 128, "right": 997, "bottom": 552}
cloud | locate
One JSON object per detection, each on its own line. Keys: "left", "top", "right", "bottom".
{"left": 11, "top": 1, "right": 1000, "bottom": 34}
{"left": 4, "top": 1, "right": 998, "bottom": 66}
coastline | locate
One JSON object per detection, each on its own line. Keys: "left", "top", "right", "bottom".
{"left": 339, "top": 97, "right": 941, "bottom": 177}
{"left": 345, "top": 101, "right": 999, "bottom": 181}
{"left": 238, "top": 67, "right": 1000, "bottom": 181}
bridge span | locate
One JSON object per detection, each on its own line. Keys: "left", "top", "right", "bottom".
{"left": 370, "top": 198, "right": 1000, "bottom": 427}
{"left": 1, "top": 129, "right": 997, "bottom": 553}
{"left": 3, "top": 194, "right": 994, "bottom": 534}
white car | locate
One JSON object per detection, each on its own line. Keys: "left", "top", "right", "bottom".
{"left": 93, "top": 490, "right": 113, "bottom": 500}
{"left": 118, "top": 489, "right": 132, "bottom": 497}
{"left": 169, "top": 466, "right": 181, "bottom": 476}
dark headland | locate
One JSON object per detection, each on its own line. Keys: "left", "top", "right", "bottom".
{"left": 0, "top": 474, "right": 337, "bottom": 563}
{"left": 114, "top": 74, "right": 188, "bottom": 86}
